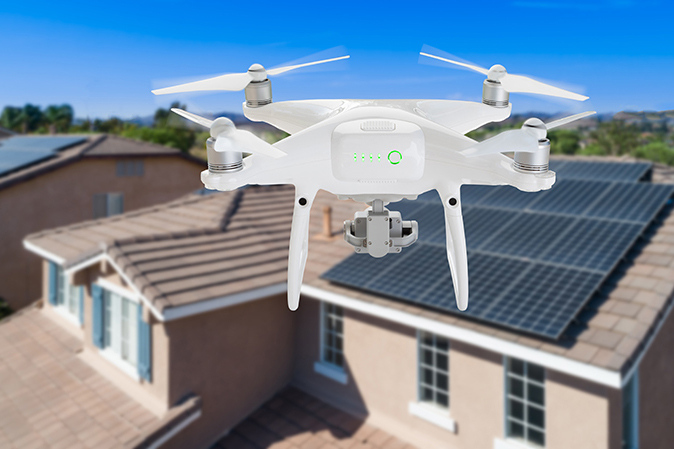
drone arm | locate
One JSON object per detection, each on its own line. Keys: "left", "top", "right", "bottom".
{"left": 287, "top": 187, "right": 318, "bottom": 311}
{"left": 439, "top": 188, "right": 469, "bottom": 311}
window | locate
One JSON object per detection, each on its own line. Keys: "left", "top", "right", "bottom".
{"left": 93, "top": 193, "right": 124, "bottom": 219}
{"left": 102, "top": 289, "right": 139, "bottom": 368}
{"left": 418, "top": 331, "right": 450, "bottom": 409}
{"left": 51, "top": 264, "right": 80, "bottom": 321}
{"left": 116, "top": 160, "right": 144, "bottom": 177}
{"left": 321, "top": 303, "right": 344, "bottom": 369}
{"left": 622, "top": 370, "right": 639, "bottom": 449}
{"left": 506, "top": 358, "right": 545, "bottom": 447}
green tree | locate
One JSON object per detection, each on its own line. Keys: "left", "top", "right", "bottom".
{"left": 0, "top": 106, "right": 22, "bottom": 132}
{"left": 154, "top": 101, "right": 186, "bottom": 128}
{"left": 19, "top": 104, "right": 43, "bottom": 133}
{"left": 634, "top": 141, "right": 674, "bottom": 165}
{"left": 94, "top": 117, "right": 125, "bottom": 133}
{"left": 548, "top": 129, "right": 581, "bottom": 155}
{"left": 589, "top": 121, "right": 639, "bottom": 156}
{"left": 43, "top": 104, "right": 74, "bottom": 134}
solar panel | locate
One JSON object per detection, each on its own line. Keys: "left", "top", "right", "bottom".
{"left": 0, "top": 136, "right": 86, "bottom": 176}
{"left": 476, "top": 185, "right": 542, "bottom": 210}
{"left": 550, "top": 160, "right": 651, "bottom": 182}
{"left": 584, "top": 183, "right": 674, "bottom": 223}
{"left": 528, "top": 179, "right": 611, "bottom": 216}
{"left": 322, "top": 160, "right": 673, "bottom": 340}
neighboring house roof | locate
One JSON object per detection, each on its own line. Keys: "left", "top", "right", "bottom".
{"left": 23, "top": 159, "right": 674, "bottom": 382}
{"left": 0, "top": 305, "right": 201, "bottom": 448}
{"left": 215, "top": 387, "right": 417, "bottom": 449}
{"left": 0, "top": 126, "right": 16, "bottom": 138}
{"left": 0, "top": 134, "right": 205, "bottom": 191}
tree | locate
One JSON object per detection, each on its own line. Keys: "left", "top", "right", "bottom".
{"left": 19, "top": 104, "right": 43, "bottom": 133}
{"left": 154, "top": 101, "right": 186, "bottom": 128}
{"left": 43, "top": 104, "right": 74, "bottom": 134}
{"left": 589, "top": 121, "right": 639, "bottom": 156}
{"left": 548, "top": 129, "right": 581, "bottom": 155}
{"left": 0, "top": 106, "right": 22, "bottom": 132}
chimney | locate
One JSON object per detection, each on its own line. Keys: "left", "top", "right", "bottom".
{"left": 322, "top": 206, "right": 333, "bottom": 238}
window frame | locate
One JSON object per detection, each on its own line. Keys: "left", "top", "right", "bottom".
{"left": 622, "top": 368, "right": 639, "bottom": 449}
{"left": 504, "top": 357, "right": 546, "bottom": 448}
{"left": 320, "top": 301, "right": 345, "bottom": 369}
{"left": 93, "top": 192, "right": 124, "bottom": 219}
{"left": 96, "top": 281, "right": 140, "bottom": 379}
{"left": 417, "top": 330, "right": 450, "bottom": 411}
{"left": 116, "top": 160, "right": 144, "bottom": 177}
{"left": 313, "top": 301, "right": 348, "bottom": 384}
{"left": 52, "top": 265, "right": 81, "bottom": 325}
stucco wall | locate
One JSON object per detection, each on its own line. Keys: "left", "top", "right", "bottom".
{"left": 638, "top": 304, "right": 674, "bottom": 449}
{"left": 293, "top": 297, "right": 621, "bottom": 449}
{"left": 162, "top": 294, "right": 296, "bottom": 449}
{"left": 2, "top": 155, "right": 204, "bottom": 309}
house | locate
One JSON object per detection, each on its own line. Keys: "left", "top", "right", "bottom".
{"left": 0, "top": 134, "right": 205, "bottom": 310}
{"left": 10, "top": 158, "right": 674, "bottom": 448}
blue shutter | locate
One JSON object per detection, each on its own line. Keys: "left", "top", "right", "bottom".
{"left": 48, "top": 262, "right": 58, "bottom": 305}
{"left": 91, "top": 284, "right": 104, "bottom": 348}
{"left": 78, "top": 286, "right": 84, "bottom": 325}
{"left": 137, "top": 303, "right": 152, "bottom": 382}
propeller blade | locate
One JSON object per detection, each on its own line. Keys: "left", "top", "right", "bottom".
{"left": 419, "top": 52, "right": 489, "bottom": 75}
{"left": 500, "top": 74, "right": 588, "bottom": 101}
{"left": 267, "top": 55, "right": 350, "bottom": 76}
{"left": 152, "top": 72, "right": 253, "bottom": 95}
{"left": 170, "top": 108, "right": 213, "bottom": 128}
{"left": 461, "top": 129, "right": 539, "bottom": 158}
{"left": 545, "top": 111, "right": 596, "bottom": 130}
{"left": 214, "top": 128, "right": 287, "bottom": 159}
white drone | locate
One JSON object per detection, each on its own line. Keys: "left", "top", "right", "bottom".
{"left": 152, "top": 48, "right": 595, "bottom": 312}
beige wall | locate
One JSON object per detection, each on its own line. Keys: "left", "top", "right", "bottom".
{"left": 1, "top": 155, "right": 204, "bottom": 309}
{"left": 638, "top": 306, "right": 674, "bottom": 449}
{"left": 293, "top": 297, "right": 622, "bottom": 449}
{"left": 162, "top": 294, "right": 296, "bottom": 449}
{"left": 546, "top": 370, "right": 621, "bottom": 449}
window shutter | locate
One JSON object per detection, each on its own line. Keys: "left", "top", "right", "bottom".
{"left": 78, "top": 286, "right": 84, "bottom": 325}
{"left": 48, "top": 262, "right": 58, "bottom": 305}
{"left": 137, "top": 303, "right": 152, "bottom": 382}
{"left": 91, "top": 284, "right": 104, "bottom": 348}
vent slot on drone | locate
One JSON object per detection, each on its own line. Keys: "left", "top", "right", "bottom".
{"left": 360, "top": 120, "right": 396, "bottom": 132}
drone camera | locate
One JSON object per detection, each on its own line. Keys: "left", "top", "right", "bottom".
{"left": 344, "top": 199, "right": 418, "bottom": 258}
{"left": 206, "top": 137, "right": 243, "bottom": 173}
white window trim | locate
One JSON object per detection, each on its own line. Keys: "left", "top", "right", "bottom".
{"left": 314, "top": 302, "right": 348, "bottom": 385}
{"left": 313, "top": 361, "right": 348, "bottom": 385}
{"left": 408, "top": 401, "right": 456, "bottom": 433}
{"left": 54, "top": 304, "right": 81, "bottom": 326}
{"left": 494, "top": 437, "right": 535, "bottom": 449}
{"left": 96, "top": 277, "right": 139, "bottom": 303}
{"left": 99, "top": 347, "right": 140, "bottom": 381}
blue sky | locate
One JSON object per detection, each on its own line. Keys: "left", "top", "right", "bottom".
{"left": 1, "top": 0, "right": 672, "bottom": 120}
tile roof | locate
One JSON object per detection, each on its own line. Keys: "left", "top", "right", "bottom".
{"left": 215, "top": 387, "right": 417, "bottom": 449}
{"left": 0, "top": 305, "right": 193, "bottom": 449}
{"left": 24, "top": 160, "right": 674, "bottom": 374}
{"left": 0, "top": 134, "right": 204, "bottom": 191}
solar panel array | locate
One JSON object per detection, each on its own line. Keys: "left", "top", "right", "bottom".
{"left": 0, "top": 136, "right": 86, "bottom": 176}
{"left": 322, "top": 160, "right": 674, "bottom": 339}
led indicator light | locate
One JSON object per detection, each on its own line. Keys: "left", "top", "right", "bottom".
{"left": 369, "top": 153, "right": 373, "bottom": 161}
{"left": 378, "top": 154, "right": 381, "bottom": 161}
{"left": 362, "top": 153, "right": 365, "bottom": 161}
{"left": 354, "top": 152, "right": 357, "bottom": 161}
{"left": 388, "top": 150, "right": 402, "bottom": 165}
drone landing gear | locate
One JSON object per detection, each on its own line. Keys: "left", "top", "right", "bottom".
{"left": 343, "top": 199, "right": 418, "bottom": 258}
{"left": 287, "top": 189, "right": 317, "bottom": 311}
{"left": 440, "top": 192, "right": 469, "bottom": 311}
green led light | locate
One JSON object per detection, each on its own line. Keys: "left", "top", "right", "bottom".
{"left": 378, "top": 153, "right": 381, "bottom": 161}
{"left": 354, "top": 152, "right": 357, "bottom": 161}
{"left": 362, "top": 153, "right": 365, "bottom": 161}
{"left": 388, "top": 150, "right": 402, "bottom": 165}
{"left": 369, "top": 153, "right": 373, "bottom": 161}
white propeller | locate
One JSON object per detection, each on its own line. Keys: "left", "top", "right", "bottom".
{"left": 461, "top": 111, "right": 596, "bottom": 158}
{"left": 171, "top": 108, "right": 286, "bottom": 158}
{"left": 153, "top": 55, "right": 350, "bottom": 95}
{"left": 420, "top": 50, "right": 588, "bottom": 101}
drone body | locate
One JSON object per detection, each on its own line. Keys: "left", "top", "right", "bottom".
{"left": 153, "top": 49, "right": 594, "bottom": 312}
